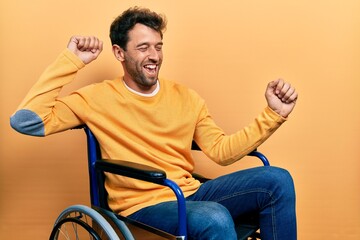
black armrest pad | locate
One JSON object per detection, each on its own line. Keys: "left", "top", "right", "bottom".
{"left": 95, "top": 159, "right": 166, "bottom": 184}
{"left": 191, "top": 141, "right": 201, "bottom": 151}
{"left": 192, "top": 173, "right": 210, "bottom": 183}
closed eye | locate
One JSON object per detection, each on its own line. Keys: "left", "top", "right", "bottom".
{"left": 155, "top": 44, "right": 163, "bottom": 51}
{"left": 137, "top": 46, "right": 148, "bottom": 52}
{"left": 136, "top": 42, "right": 163, "bottom": 52}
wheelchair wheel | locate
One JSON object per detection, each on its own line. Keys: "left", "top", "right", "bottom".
{"left": 49, "top": 205, "right": 120, "bottom": 240}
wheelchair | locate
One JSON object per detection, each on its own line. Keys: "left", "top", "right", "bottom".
{"left": 49, "top": 126, "right": 270, "bottom": 240}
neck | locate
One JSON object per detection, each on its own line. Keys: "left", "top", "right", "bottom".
{"left": 123, "top": 76, "right": 158, "bottom": 94}
{"left": 123, "top": 78, "right": 160, "bottom": 97}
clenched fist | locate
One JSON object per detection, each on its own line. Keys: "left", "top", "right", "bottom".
{"left": 265, "top": 79, "right": 298, "bottom": 118}
{"left": 67, "top": 36, "right": 103, "bottom": 64}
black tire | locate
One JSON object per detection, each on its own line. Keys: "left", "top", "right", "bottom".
{"left": 49, "top": 205, "right": 120, "bottom": 240}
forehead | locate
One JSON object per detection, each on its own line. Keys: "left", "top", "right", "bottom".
{"left": 127, "top": 23, "right": 162, "bottom": 46}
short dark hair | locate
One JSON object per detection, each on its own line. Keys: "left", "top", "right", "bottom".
{"left": 110, "top": 7, "right": 167, "bottom": 50}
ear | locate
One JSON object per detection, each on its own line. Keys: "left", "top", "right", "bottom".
{"left": 112, "top": 44, "right": 125, "bottom": 62}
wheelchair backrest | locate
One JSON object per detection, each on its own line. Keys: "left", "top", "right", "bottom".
{"left": 82, "top": 125, "right": 204, "bottom": 208}
{"left": 83, "top": 126, "right": 107, "bottom": 208}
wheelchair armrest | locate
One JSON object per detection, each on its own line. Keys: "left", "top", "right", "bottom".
{"left": 95, "top": 159, "right": 167, "bottom": 184}
{"left": 248, "top": 149, "right": 270, "bottom": 166}
{"left": 95, "top": 159, "right": 188, "bottom": 237}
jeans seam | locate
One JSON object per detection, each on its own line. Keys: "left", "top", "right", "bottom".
{"left": 213, "top": 188, "right": 278, "bottom": 240}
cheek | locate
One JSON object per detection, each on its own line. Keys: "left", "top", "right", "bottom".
{"left": 157, "top": 53, "right": 164, "bottom": 63}
{"left": 125, "top": 55, "right": 140, "bottom": 68}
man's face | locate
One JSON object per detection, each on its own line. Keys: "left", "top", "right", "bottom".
{"left": 121, "top": 23, "right": 163, "bottom": 93}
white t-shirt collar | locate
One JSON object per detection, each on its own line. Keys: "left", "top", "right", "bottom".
{"left": 123, "top": 79, "right": 160, "bottom": 97}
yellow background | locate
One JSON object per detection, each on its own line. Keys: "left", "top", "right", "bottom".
{"left": 1, "top": 0, "right": 359, "bottom": 239}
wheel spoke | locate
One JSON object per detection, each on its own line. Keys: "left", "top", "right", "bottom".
{"left": 50, "top": 205, "right": 121, "bottom": 240}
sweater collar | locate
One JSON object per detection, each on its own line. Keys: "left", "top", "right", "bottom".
{"left": 122, "top": 79, "right": 160, "bottom": 97}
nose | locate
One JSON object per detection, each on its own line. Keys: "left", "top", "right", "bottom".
{"left": 148, "top": 47, "right": 161, "bottom": 61}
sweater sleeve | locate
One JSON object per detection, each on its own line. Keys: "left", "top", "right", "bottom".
{"left": 194, "top": 104, "right": 286, "bottom": 166}
{"left": 10, "top": 49, "right": 85, "bottom": 136}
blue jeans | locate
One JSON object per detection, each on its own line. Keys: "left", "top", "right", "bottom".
{"left": 128, "top": 166, "right": 297, "bottom": 240}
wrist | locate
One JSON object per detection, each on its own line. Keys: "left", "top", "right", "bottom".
{"left": 63, "top": 48, "right": 86, "bottom": 69}
{"left": 266, "top": 106, "right": 287, "bottom": 120}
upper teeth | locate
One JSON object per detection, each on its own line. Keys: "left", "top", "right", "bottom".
{"left": 145, "top": 65, "right": 156, "bottom": 69}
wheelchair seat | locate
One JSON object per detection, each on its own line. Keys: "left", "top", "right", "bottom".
{"left": 50, "top": 126, "right": 269, "bottom": 239}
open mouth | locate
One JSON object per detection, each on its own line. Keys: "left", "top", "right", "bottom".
{"left": 143, "top": 64, "right": 157, "bottom": 75}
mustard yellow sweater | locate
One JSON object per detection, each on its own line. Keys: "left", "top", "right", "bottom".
{"left": 11, "top": 49, "right": 286, "bottom": 216}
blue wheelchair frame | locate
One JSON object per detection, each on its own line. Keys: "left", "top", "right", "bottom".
{"left": 84, "top": 126, "right": 269, "bottom": 239}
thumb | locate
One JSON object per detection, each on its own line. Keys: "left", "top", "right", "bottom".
{"left": 266, "top": 79, "right": 279, "bottom": 96}
{"left": 267, "top": 79, "right": 280, "bottom": 89}
{"left": 67, "top": 36, "right": 81, "bottom": 53}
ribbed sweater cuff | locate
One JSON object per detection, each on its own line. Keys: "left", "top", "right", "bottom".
{"left": 62, "top": 48, "right": 86, "bottom": 70}
{"left": 264, "top": 105, "right": 287, "bottom": 123}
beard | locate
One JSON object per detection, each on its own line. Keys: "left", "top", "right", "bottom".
{"left": 123, "top": 57, "right": 160, "bottom": 90}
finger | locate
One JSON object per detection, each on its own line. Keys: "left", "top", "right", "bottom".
{"left": 90, "top": 37, "right": 102, "bottom": 53}
{"left": 277, "top": 82, "right": 291, "bottom": 99}
{"left": 85, "top": 36, "right": 95, "bottom": 51}
{"left": 78, "top": 36, "right": 93, "bottom": 51}
{"left": 90, "top": 36, "right": 101, "bottom": 50}
{"left": 76, "top": 37, "right": 88, "bottom": 51}
{"left": 266, "top": 79, "right": 280, "bottom": 98}
{"left": 67, "top": 36, "right": 81, "bottom": 51}
{"left": 281, "top": 86, "right": 295, "bottom": 102}
{"left": 287, "top": 90, "right": 298, "bottom": 104}
{"left": 69, "top": 36, "right": 79, "bottom": 45}
{"left": 83, "top": 37, "right": 93, "bottom": 51}
{"left": 267, "top": 79, "right": 279, "bottom": 89}
{"left": 274, "top": 78, "right": 285, "bottom": 94}
{"left": 82, "top": 36, "right": 101, "bottom": 53}
{"left": 92, "top": 40, "right": 104, "bottom": 54}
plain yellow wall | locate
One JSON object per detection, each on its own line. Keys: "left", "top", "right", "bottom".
{"left": 1, "top": 0, "right": 359, "bottom": 239}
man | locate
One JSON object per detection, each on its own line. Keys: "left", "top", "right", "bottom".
{"left": 11, "top": 7, "right": 298, "bottom": 240}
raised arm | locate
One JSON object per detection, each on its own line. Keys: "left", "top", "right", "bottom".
{"left": 10, "top": 36, "right": 103, "bottom": 136}
{"left": 67, "top": 36, "right": 103, "bottom": 64}
{"left": 194, "top": 79, "right": 298, "bottom": 165}
{"left": 265, "top": 78, "right": 298, "bottom": 118}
